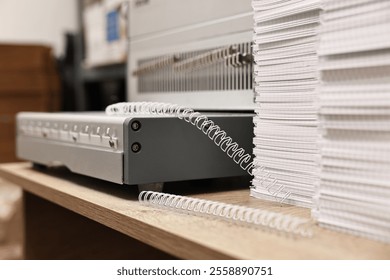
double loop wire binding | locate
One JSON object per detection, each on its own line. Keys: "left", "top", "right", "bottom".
{"left": 139, "top": 191, "right": 313, "bottom": 237}
{"left": 105, "top": 102, "right": 254, "bottom": 175}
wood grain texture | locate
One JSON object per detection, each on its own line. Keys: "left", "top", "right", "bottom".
{"left": 0, "top": 44, "right": 61, "bottom": 163}
{"left": 0, "top": 162, "right": 389, "bottom": 260}
{"left": 0, "top": 44, "right": 52, "bottom": 72}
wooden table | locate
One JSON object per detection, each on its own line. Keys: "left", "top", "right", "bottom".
{"left": 0, "top": 162, "right": 389, "bottom": 260}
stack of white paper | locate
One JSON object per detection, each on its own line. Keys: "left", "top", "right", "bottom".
{"left": 315, "top": 0, "right": 390, "bottom": 243}
{"left": 251, "top": 0, "right": 321, "bottom": 207}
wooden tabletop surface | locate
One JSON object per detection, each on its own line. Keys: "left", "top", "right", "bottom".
{"left": 0, "top": 162, "right": 389, "bottom": 259}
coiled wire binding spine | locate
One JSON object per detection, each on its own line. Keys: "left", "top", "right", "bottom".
{"left": 106, "top": 102, "right": 313, "bottom": 237}
{"left": 139, "top": 191, "right": 313, "bottom": 238}
{"left": 106, "top": 102, "right": 254, "bottom": 176}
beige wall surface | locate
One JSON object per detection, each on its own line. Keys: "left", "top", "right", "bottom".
{"left": 0, "top": 0, "right": 78, "bottom": 56}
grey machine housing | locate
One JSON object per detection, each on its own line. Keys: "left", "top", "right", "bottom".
{"left": 17, "top": 112, "right": 253, "bottom": 190}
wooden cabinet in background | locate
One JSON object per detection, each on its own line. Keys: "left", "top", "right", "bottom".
{"left": 0, "top": 44, "right": 61, "bottom": 163}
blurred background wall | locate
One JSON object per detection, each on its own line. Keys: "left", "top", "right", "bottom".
{"left": 0, "top": 0, "right": 78, "bottom": 57}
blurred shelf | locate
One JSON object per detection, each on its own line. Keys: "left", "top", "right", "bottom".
{"left": 81, "top": 63, "right": 126, "bottom": 82}
{"left": 74, "top": 0, "right": 127, "bottom": 111}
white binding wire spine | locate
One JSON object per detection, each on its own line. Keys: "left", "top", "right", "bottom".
{"left": 106, "top": 102, "right": 313, "bottom": 237}
{"left": 106, "top": 102, "right": 254, "bottom": 176}
{"left": 139, "top": 191, "right": 313, "bottom": 237}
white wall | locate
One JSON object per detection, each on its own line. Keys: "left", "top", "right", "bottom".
{"left": 0, "top": 0, "right": 78, "bottom": 56}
